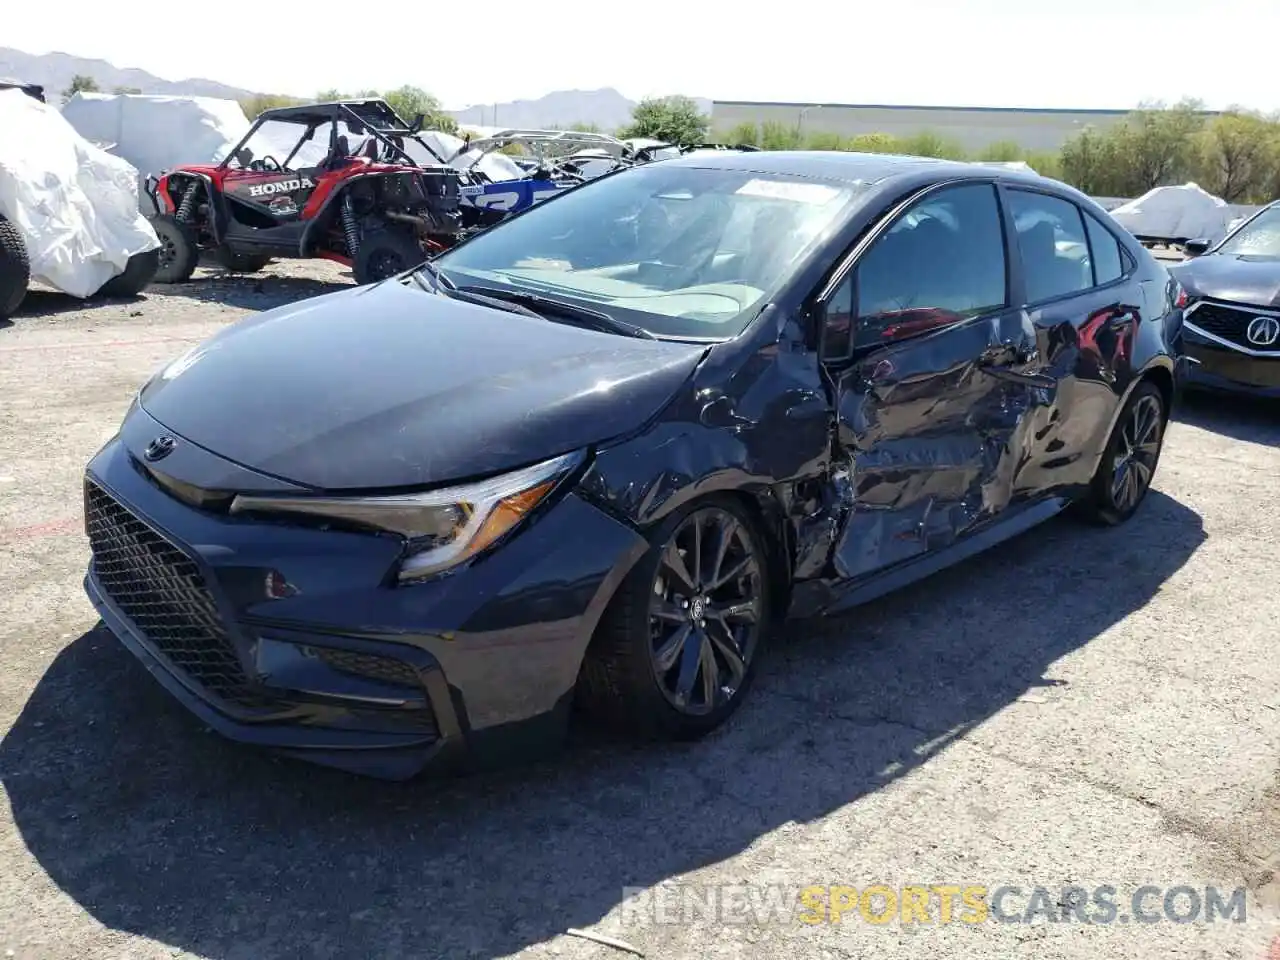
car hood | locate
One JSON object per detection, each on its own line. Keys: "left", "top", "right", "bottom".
{"left": 1171, "top": 254, "right": 1280, "bottom": 309}
{"left": 138, "top": 279, "right": 706, "bottom": 491}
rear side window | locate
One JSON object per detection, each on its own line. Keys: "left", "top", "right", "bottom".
{"left": 1083, "top": 210, "right": 1124, "bottom": 285}
{"left": 1007, "top": 189, "right": 1093, "bottom": 304}
{"left": 852, "top": 182, "right": 1007, "bottom": 348}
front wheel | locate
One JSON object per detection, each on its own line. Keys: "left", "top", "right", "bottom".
{"left": 213, "top": 245, "right": 270, "bottom": 273}
{"left": 352, "top": 227, "right": 425, "bottom": 285}
{"left": 149, "top": 215, "right": 199, "bottom": 284}
{"left": 577, "top": 498, "right": 771, "bottom": 740}
{"left": 1074, "top": 380, "right": 1166, "bottom": 526}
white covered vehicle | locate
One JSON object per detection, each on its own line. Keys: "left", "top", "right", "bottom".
{"left": 60, "top": 92, "right": 251, "bottom": 213}
{"left": 1108, "top": 183, "right": 1239, "bottom": 246}
{"left": 0, "top": 88, "right": 160, "bottom": 318}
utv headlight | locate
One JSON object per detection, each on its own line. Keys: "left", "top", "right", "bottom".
{"left": 229, "top": 450, "right": 585, "bottom": 583}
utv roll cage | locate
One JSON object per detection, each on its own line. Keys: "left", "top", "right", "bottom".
{"left": 0, "top": 78, "right": 46, "bottom": 103}
{"left": 447, "top": 128, "right": 632, "bottom": 178}
{"left": 221, "top": 99, "right": 451, "bottom": 172}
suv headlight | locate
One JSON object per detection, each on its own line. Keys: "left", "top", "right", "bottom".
{"left": 230, "top": 449, "right": 585, "bottom": 582}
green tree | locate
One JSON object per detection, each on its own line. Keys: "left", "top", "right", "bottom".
{"left": 804, "top": 131, "right": 848, "bottom": 151}
{"left": 618, "top": 95, "right": 710, "bottom": 144}
{"left": 759, "top": 120, "right": 803, "bottom": 150}
{"left": 1194, "top": 110, "right": 1278, "bottom": 202}
{"left": 978, "top": 140, "right": 1024, "bottom": 162}
{"left": 112, "top": 85, "right": 142, "bottom": 95}
{"left": 567, "top": 121, "right": 601, "bottom": 133}
{"left": 238, "top": 93, "right": 306, "bottom": 119}
{"left": 725, "top": 122, "right": 760, "bottom": 147}
{"left": 896, "top": 131, "right": 967, "bottom": 160}
{"left": 1107, "top": 100, "right": 1206, "bottom": 194}
{"left": 1059, "top": 126, "right": 1123, "bottom": 195}
{"left": 380, "top": 85, "right": 457, "bottom": 134}
{"left": 61, "top": 74, "right": 99, "bottom": 101}
{"left": 846, "top": 132, "right": 900, "bottom": 154}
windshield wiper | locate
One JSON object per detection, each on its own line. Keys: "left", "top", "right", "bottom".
{"left": 454, "top": 284, "right": 658, "bottom": 340}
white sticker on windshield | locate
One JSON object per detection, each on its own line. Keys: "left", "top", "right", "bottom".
{"left": 735, "top": 179, "right": 841, "bottom": 205}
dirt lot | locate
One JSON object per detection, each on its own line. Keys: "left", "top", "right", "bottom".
{"left": 3, "top": 263, "right": 1280, "bottom": 960}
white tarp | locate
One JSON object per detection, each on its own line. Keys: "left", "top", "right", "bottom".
{"left": 0, "top": 89, "right": 160, "bottom": 297}
{"left": 60, "top": 92, "right": 250, "bottom": 211}
{"left": 1108, "top": 183, "right": 1237, "bottom": 244}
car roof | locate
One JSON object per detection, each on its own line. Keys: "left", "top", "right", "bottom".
{"left": 659, "top": 148, "right": 1050, "bottom": 189}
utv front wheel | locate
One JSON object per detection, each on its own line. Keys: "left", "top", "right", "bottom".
{"left": 353, "top": 228, "right": 425, "bottom": 285}
{"left": 577, "top": 498, "right": 771, "bottom": 740}
{"left": 1074, "top": 380, "right": 1166, "bottom": 526}
{"left": 213, "top": 245, "right": 270, "bottom": 274}
{"left": 0, "top": 213, "right": 30, "bottom": 320}
{"left": 97, "top": 248, "right": 160, "bottom": 297}
{"left": 149, "top": 215, "right": 199, "bottom": 284}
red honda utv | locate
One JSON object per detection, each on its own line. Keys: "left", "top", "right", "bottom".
{"left": 144, "top": 98, "right": 466, "bottom": 285}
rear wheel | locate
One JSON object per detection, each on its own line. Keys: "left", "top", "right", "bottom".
{"left": 1074, "top": 380, "right": 1166, "bottom": 526}
{"left": 577, "top": 498, "right": 771, "bottom": 740}
{"left": 213, "top": 244, "right": 270, "bottom": 273}
{"left": 353, "top": 227, "right": 425, "bottom": 285}
{"left": 0, "top": 213, "right": 29, "bottom": 320}
{"left": 149, "top": 215, "right": 199, "bottom": 284}
{"left": 97, "top": 248, "right": 160, "bottom": 297}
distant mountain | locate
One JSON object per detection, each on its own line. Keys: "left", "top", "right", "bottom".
{"left": 0, "top": 47, "right": 258, "bottom": 101}
{"left": 449, "top": 88, "right": 713, "bottom": 133}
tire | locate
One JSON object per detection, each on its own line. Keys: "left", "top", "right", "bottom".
{"left": 577, "top": 497, "right": 772, "bottom": 740}
{"left": 1074, "top": 380, "right": 1166, "bottom": 526}
{"left": 0, "top": 213, "right": 30, "bottom": 320}
{"left": 149, "top": 215, "right": 199, "bottom": 284}
{"left": 353, "top": 226, "right": 426, "bottom": 285}
{"left": 213, "top": 245, "right": 270, "bottom": 273}
{"left": 97, "top": 248, "right": 160, "bottom": 297}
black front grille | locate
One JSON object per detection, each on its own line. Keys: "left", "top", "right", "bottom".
{"left": 1188, "top": 302, "right": 1280, "bottom": 352}
{"left": 85, "top": 480, "right": 268, "bottom": 710}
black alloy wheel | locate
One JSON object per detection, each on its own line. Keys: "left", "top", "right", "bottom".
{"left": 1076, "top": 380, "right": 1166, "bottom": 526}
{"left": 648, "top": 508, "right": 764, "bottom": 716}
{"left": 578, "top": 498, "right": 771, "bottom": 739}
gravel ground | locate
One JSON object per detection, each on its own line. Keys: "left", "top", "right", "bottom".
{"left": 3, "top": 260, "right": 1280, "bottom": 960}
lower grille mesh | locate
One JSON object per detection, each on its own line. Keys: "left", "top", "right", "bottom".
{"left": 85, "top": 479, "right": 268, "bottom": 710}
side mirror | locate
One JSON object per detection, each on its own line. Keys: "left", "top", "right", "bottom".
{"left": 1183, "top": 238, "right": 1210, "bottom": 257}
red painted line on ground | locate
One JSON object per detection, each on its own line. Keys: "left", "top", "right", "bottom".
{"left": 0, "top": 517, "right": 82, "bottom": 543}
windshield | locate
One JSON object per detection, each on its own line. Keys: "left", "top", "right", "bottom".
{"left": 1216, "top": 205, "right": 1280, "bottom": 259}
{"left": 429, "top": 164, "right": 862, "bottom": 339}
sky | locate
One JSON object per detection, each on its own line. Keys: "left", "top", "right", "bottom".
{"left": 7, "top": 0, "right": 1279, "bottom": 112}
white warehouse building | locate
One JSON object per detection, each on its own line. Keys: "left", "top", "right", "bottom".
{"left": 709, "top": 101, "right": 1211, "bottom": 153}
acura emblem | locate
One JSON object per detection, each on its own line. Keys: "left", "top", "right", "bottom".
{"left": 143, "top": 436, "right": 176, "bottom": 462}
{"left": 1246, "top": 315, "right": 1280, "bottom": 347}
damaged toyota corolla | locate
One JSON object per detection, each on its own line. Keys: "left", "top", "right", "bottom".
{"left": 83, "top": 151, "right": 1189, "bottom": 779}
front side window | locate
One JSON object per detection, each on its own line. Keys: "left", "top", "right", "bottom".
{"left": 1007, "top": 189, "right": 1093, "bottom": 303}
{"left": 851, "top": 182, "right": 1007, "bottom": 349}
{"left": 1215, "top": 205, "right": 1280, "bottom": 259}
{"left": 432, "top": 164, "right": 863, "bottom": 339}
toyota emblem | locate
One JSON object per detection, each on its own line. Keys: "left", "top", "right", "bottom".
{"left": 143, "top": 436, "right": 177, "bottom": 462}
{"left": 1246, "top": 315, "right": 1280, "bottom": 347}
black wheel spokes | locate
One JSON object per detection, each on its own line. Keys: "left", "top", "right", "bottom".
{"left": 649, "top": 509, "right": 762, "bottom": 715}
{"left": 1111, "top": 395, "right": 1162, "bottom": 511}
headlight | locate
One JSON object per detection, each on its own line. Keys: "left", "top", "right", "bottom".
{"left": 229, "top": 450, "right": 585, "bottom": 582}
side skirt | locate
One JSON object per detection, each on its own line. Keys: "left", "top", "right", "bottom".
{"left": 796, "top": 496, "right": 1072, "bottom": 618}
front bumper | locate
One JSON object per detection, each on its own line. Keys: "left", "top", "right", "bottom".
{"left": 83, "top": 433, "right": 648, "bottom": 779}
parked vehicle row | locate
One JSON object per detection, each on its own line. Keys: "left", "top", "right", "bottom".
{"left": 81, "top": 150, "right": 1190, "bottom": 778}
